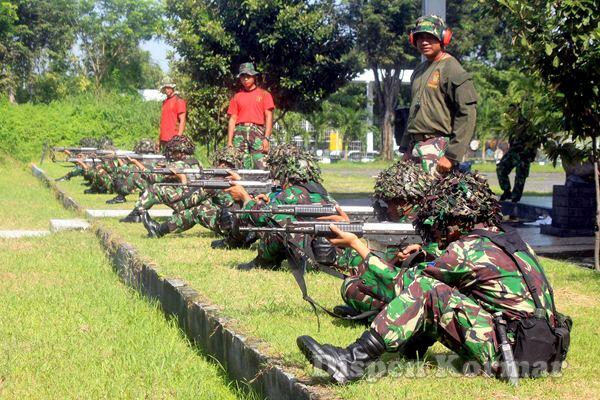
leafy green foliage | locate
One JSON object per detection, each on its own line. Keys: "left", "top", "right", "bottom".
{"left": 347, "top": 0, "right": 419, "bottom": 159}
{"left": 487, "top": 0, "right": 600, "bottom": 162}
{"left": 78, "top": 0, "right": 165, "bottom": 90}
{"left": 0, "top": 92, "right": 161, "bottom": 161}
{"left": 166, "top": 0, "right": 359, "bottom": 147}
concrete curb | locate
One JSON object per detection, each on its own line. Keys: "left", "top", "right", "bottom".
{"left": 30, "top": 164, "right": 326, "bottom": 400}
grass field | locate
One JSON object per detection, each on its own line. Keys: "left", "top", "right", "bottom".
{"left": 23, "top": 160, "right": 600, "bottom": 399}
{"left": 0, "top": 159, "right": 257, "bottom": 399}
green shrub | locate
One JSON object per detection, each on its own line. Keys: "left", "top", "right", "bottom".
{"left": 0, "top": 91, "right": 161, "bottom": 161}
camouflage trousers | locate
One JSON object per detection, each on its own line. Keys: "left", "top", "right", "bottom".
{"left": 90, "top": 170, "right": 113, "bottom": 193}
{"left": 255, "top": 232, "right": 307, "bottom": 268}
{"left": 403, "top": 136, "right": 449, "bottom": 174}
{"left": 163, "top": 199, "right": 221, "bottom": 233}
{"left": 361, "top": 259, "right": 498, "bottom": 365}
{"left": 135, "top": 185, "right": 208, "bottom": 212}
{"left": 496, "top": 148, "right": 533, "bottom": 202}
{"left": 232, "top": 125, "right": 268, "bottom": 169}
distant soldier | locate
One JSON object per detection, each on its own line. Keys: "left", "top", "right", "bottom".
{"left": 227, "top": 62, "right": 275, "bottom": 169}
{"left": 159, "top": 78, "right": 187, "bottom": 149}
{"left": 497, "top": 104, "right": 538, "bottom": 203}
{"left": 400, "top": 15, "right": 478, "bottom": 174}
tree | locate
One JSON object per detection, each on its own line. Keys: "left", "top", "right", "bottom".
{"left": 165, "top": 0, "right": 359, "bottom": 147}
{"left": 487, "top": 0, "right": 600, "bottom": 268}
{"left": 1, "top": 0, "right": 79, "bottom": 102}
{"left": 347, "top": 0, "right": 419, "bottom": 160}
{"left": 78, "top": 0, "right": 164, "bottom": 90}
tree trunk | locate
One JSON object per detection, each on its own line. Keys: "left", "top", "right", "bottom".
{"left": 381, "top": 103, "right": 395, "bottom": 160}
{"left": 594, "top": 137, "right": 599, "bottom": 271}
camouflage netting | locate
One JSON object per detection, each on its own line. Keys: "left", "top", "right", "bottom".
{"left": 373, "top": 160, "right": 434, "bottom": 204}
{"left": 133, "top": 138, "right": 158, "bottom": 154}
{"left": 265, "top": 144, "right": 321, "bottom": 185}
{"left": 79, "top": 137, "right": 98, "bottom": 147}
{"left": 414, "top": 171, "right": 502, "bottom": 240}
{"left": 163, "top": 135, "right": 196, "bottom": 161}
{"left": 210, "top": 147, "right": 244, "bottom": 168}
{"left": 96, "top": 136, "right": 114, "bottom": 149}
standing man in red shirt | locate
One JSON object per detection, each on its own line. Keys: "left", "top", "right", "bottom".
{"left": 227, "top": 62, "right": 275, "bottom": 169}
{"left": 159, "top": 79, "right": 187, "bottom": 149}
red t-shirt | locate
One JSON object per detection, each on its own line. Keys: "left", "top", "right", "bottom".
{"left": 160, "top": 95, "right": 187, "bottom": 141}
{"left": 227, "top": 88, "right": 275, "bottom": 125}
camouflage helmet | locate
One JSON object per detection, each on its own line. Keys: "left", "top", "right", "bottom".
{"left": 133, "top": 138, "right": 157, "bottom": 154}
{"left": 96, "top": 136, "right": 114, "bottom": 149}
{"left": 210, "top": 147, "right": 243, "bottom": 168}
{"left": 265, "top": 144, "right": 321, "bottom": 185}
{"left": 79, "top": 137, "right": 98, "bottom": 148}
{"left": 414, "top": 171, "right": 501, "bottom": 241}
{"left": 373, "top": 160, "right": 434, "bottom": 204}
{"left": 163, "top": 135, "right": 196, "bottom": 161}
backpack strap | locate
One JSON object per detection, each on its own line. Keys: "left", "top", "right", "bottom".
{"left": 470, "top": 226, "right": 557, "bottom": 317}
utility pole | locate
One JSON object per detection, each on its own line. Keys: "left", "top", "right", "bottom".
{"left": 422, "top": 0, "right": 446, "bottom": 20}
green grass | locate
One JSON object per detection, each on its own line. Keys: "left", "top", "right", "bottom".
{"left": 472, "top": 161, "right": 563, "bottom": 174}
{"left": 0, "top": 232, "right": 254, "bottom": 399}
{"left": 38, "top": 160, "right": 600, "bottom": 399}
{"left": 0, "top": 159, "right": 258, "bottom": 399}
{"left": 0, "top": 157, "right": 72, "bottom": 229}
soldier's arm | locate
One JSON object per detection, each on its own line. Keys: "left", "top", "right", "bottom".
{"left": 445, "top": 69, "right": 478, "bottom": 162}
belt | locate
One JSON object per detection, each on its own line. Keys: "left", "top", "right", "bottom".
{"left": 236, "top": 123, "right": 264, "bottom": 127}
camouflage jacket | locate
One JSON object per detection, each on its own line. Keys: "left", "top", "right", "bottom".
{"left": 239, "top": 180, "right": 336, "bottom": 227}
{"left": 390, "top": 227, "right": 556, "bottom": 323}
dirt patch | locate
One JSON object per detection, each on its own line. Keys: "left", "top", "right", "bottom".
{"left": 554, "top": 287, "right": 599, "bottom": 307}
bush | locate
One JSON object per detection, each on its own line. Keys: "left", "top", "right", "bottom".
{"left": 0, "top": 91, "right": 161, "bottom": 161}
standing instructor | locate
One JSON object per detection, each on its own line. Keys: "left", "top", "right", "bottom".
{"left": 159, "top": 78, "right": 187, "bottom": 149}
{"left": 400, "top": 15, "right": 478, "bottom": 174}
{"left": 227, "top": 62, "right": 275, "bottom": 169}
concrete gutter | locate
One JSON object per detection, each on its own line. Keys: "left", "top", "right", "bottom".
{"left": 30, "top": 163, "right": 328, "bottom": 400}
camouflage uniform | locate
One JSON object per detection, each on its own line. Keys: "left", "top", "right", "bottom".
{"left": 239, "top": 183, "right": 336, "bottom": 266}
{"left": 232, "top": 125, "right": 268, "bottom": 169}
{"left": 369, "top": 227, "right": 556, "bottom": 367}
{"left": 402, "top": 136, "right": 449, "bottom": 174}
{"left": 400, "top": 16, "right": 477, "bottom": 172}
{"left": 237, "top": 144, "right": 335, "bottom": 268}
{"left": 497, "top": 110, "right": 538, "bottom": 202}
{"left": 161, "top": 190, "right": 234, "bottom": 234}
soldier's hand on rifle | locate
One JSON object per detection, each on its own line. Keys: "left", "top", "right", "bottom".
{"left": 397, "top": 243, "right": 422, "bottom": 260}
{"left": 436, "top": 156, "right": 454, "bottom": 174}
{"left": 170, "top": 168, "right": 187, "bottom": 184}
{"left": 317, "top": 205, "right": 350, "bottom": 222}
{"left": 262, "top": 139, "right": 270, "bottom": 154}
{"left": 254, "top": 193, "right": 270, "bottom": 204}
{"left": 64, "top": 149, "right": 72, "bottom": 156}
{"left": 226, "top": 170, "right": 242, "bottom": 181}
{"left": 328, "top": 224, "right": 370, "bottom": 259}
{"left": 225, "top": 183, "right": 252, "bottom": 204}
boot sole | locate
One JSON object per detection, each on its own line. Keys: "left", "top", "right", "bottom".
{"left": 296, "top": 336, "right": 348, "bottom": 384}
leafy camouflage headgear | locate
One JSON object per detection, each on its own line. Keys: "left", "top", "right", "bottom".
{"left": 414, "top": 171, "right": 501, "bottom": 241}
{"left": 79, "top": 137, "right": 97, "bottom": 147}
{"left": 210, "top": 147, "right": 243, "bottom": 168}
{"left": 373, "top": 160, "right": 434, "bottom": 204}
{"left": 163, "top": 135, "right": 195, "bottom": 161}
{"left": 96, "top": 136, "right": 114, "bottom": 149}
{"left": 133, "top": 138, "right": 157, "bottom": 154}
{"left": 265, "top": 144, "right": 321, "bottom": 185}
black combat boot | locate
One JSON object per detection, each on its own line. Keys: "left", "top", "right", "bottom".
{"left": 141, "top": 212, "right": 169, "bottom": 238}
{"left": 236, "top": 256, "right": 281, "bottom": 271}
{"left": 297, "top": 329, "right": 386, "bottom": 384}
{"left": 211, "top": 239, "right": 230, "bottom": 249}
{"left": 120, "top": 209, "right": 143, "bottom": 223}
{"left": 106, "top": 194, "right": 126, "bottom": 204}
{"left": 499, "top": 191, "right": 512, "bottom": 201}
{"left": 55, "top": 174, "right": 71, "bottom": 182}
{"left": 333, "top": 304, "right": 362, "bottom": 318}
